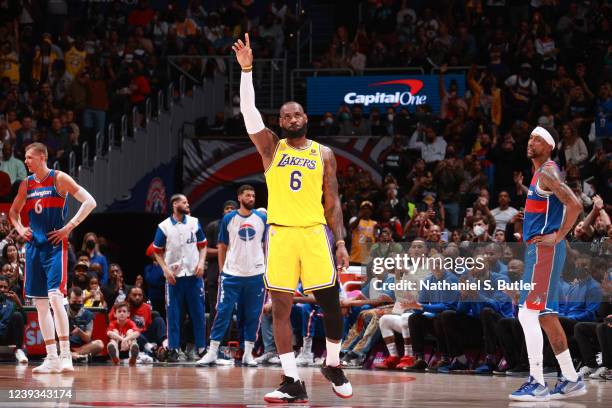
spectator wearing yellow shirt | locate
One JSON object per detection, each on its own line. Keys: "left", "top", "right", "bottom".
{"left": 0, "top": 41, "right": 19, "bottom": 85}
{"left": 64, "top": 39, "right": 87, "bottom": 78}
{"left": 349, "top": 201, "right": 378, "bottom": 265}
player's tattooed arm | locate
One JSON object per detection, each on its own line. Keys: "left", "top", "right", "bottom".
{"left": 321, "top": 146, "right": 345, "bottom": 242}
{"left": 322, "top": 146, "right": 349, "bottom": 270}
{"left": 249, "top": 128, "right": 279, "bottom": 171}
{"left": 538, "top": 165, "right": 583, "bottom": 242}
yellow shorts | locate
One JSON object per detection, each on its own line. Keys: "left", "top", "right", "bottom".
{"left": 264, "top": 224, "right": 337, "bottom": 293}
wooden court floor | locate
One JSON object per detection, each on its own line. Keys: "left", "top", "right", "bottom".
{"left": 0, "top": 363, "right": 609, "bottom": 407}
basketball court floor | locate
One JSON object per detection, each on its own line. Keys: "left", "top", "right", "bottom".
{"left": 0, "top": 363, "right": 609, "bottom": 407}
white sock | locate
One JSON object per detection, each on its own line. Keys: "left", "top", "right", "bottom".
{"left": 325, "top": 339, "right": 341, "bottom": 367}
{"left": 59, "top": 340, "right": 70, "bottom": 355}
{"left": 302, "top": 337, "right": 312, "bottom": 354}
{"left": 279, "top": 352, "right": 300, "bottom": 380}
{"left": 556, "top": 349, "right": 578, "bottom": 382}
{"left": 404, "top": 342, "right": 412, "bottom": 356}
{"left": 45, "top": 344, "right": 58, "bottom": 359}
{"left": 244, "top": 341, "right": 254, "bottom": 358}
{"left": 198, "top": 347, "right": 206, "bottom": 354}
{"left": 386, "top": 342, "right": 398, "bottom": 357}
{"left": 518, "top": 307, "right": 545, "bottom": 386}
{"left": 208, "top": 340, "right": 220, "bottom": 355}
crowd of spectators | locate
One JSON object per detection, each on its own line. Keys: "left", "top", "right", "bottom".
{"left": 0, "top": 0, "right": 298, "bottom": 194}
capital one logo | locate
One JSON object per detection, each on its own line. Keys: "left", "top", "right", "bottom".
{"left": 344, "top": 79, "right": 427, "bottom": 107}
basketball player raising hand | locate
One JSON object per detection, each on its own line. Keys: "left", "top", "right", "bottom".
{"left": 233, "top": 33, "right": 352, "bottom": 403}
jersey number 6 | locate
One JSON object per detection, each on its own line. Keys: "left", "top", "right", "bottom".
{"left": 34, "top": 199, "right": 43, "bottom": 214}
{"left": 290, "top": 170, "right": 302, "bottom": 191}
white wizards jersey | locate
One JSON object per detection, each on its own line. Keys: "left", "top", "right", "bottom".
{"left": 218, "top": 209, "right": 267, "bottom": 277}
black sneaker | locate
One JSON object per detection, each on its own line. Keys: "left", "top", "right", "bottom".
{"left": 505, "top": 364, "right": 530, "bottom": 377}
{"left": 167, "top": 349, "right": 180, "bottom": 363}
{"left": 321, "top": 363, "right": 353, "bottom": 398}
{"left": 263, "top": 376, "right": 309, "bottom": 403}
{"left": 403, "top": 358, "right": 428, "bottom": 372}
{"left": 156, "top": 346, "right": 168, "bottom": 362}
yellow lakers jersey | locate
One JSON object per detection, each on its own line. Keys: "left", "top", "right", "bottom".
{"left": 265, "top": 139, "right": 326, "bottom": 227}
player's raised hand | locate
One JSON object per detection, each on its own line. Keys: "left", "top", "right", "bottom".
{"left": 232, "top": 33, "right": 253, "bottom": 69}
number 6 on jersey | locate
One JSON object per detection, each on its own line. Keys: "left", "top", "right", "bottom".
{"left": 290, "top": 170, "right": 302, "bottom": 191}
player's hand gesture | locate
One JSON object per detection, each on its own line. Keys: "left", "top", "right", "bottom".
{"left": 47, "top": 225, "right": 72, "bottom": 245}
{"left": 336, "top": 244, "right": 349, "bottom": 274}
{"left": 163, "top": 268, "right": 176, "bottom": 285}
{"left": 17, "top": 226, "right": 32, "bottom": 242}
{"left": 232, "top": 33, "right": 253, "bottom": 69}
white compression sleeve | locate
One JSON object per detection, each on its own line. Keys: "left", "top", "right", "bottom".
{"left": 240, "top": 71, "right": 265, "bottom": 134}
{"left": 69, "top": 187, "right": 97, "bottom": 227}
{"left": 518, "top": 307, "right": 545, "bottom": 386}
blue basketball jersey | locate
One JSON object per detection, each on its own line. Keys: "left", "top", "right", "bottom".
{"left": 25, "top": 170, "right": 68, "bottom": 245}
{"left": 523, "top": 161, "right": 565, "bottom": 242}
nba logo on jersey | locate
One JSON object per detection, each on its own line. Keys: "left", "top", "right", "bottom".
{"left": 238, "top": 224, "right": 256, "bottom": 241}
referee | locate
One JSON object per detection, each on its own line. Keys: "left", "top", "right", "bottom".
{"left": 197, "top": 185, "right": 266, "bottom": 367}
{"left": 152, "top": 194, "right": 207, "bottom": 362}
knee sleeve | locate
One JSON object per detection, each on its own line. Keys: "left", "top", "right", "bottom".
{"left": 313, "top": 285, "right": 343, "bottom": 341}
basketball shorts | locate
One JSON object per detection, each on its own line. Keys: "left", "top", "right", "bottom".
{"left": 519, "top": 240, "right": 566, "bottom": 314}
{"left": 264, "top": 224, "right": 336, "bottom": 293}
{"left": 24, "top": 240, "right": 68, "bottom": 298}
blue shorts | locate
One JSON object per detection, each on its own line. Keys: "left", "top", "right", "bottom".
{"left": 24, "top": 240, "right": 68, "bottom": 298}
{"left": 519, "top": 240, "right": 566, "bottom": 314}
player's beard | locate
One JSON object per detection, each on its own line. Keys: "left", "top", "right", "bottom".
{"left": 241, "top": 200, "right": 255, "bottom": 210}
{"left": 282, "top": 123, "right": 308, "bottom": 139}
{"left": 177, "top": 206, "right": 190, "bottom": 215}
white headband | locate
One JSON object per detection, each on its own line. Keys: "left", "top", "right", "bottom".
{"left": 532, "top": 126, "right": 556, "bottom": 148}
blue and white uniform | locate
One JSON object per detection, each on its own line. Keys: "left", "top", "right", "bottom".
{"left": 519, "top": 160, "right": 566, "bottom": 314}
{"left": 153, "top": 215, "right": 207, "bottom": 350}
{"left": 209, "top": 209, "right": 267, "bottom": 343}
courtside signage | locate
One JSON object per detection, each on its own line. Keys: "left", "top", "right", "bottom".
{"left": 307, "top": 75, "right": 465, "bottom": 114}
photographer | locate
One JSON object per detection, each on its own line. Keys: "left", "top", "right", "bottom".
{"left": 68, "top": 287, "right": 104, "bottom": 363}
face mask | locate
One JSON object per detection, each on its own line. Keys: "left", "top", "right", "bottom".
{"left": 86, "top": 240, "right": 96, "bottom": 250}
{"left": 387, "top": 114, "right": 394, "bottom": 121}
{"left": 340, "top": 112, "right": 350, "bottom": 121}
{"left": 324, "top": 117, "right": 334, "bottom": 125}
{"left": 70, "top": 303, "right": 82, "bottom": 312}
{"left": 232, "top": 96, "right": 240, "bottom": 105}
{"left": 473, "top": 225, "right": 485, "bottom": 237}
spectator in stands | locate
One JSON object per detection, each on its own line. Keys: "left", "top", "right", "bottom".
{"left": 559, "top": 123, "right": 588, "bottom": 167}
{"left": 102, "top": 263, "right": 130, "bottom": 306}
{"left": 14, "top": 115, "right": 34, "bottom": 159}
{"left": 83, "top": 275, "right": 106, "bottom": 309}
{"left": 471, "top": 215, "right": 493, "bottom": 243}
{"left": 81, "top": 232, "right": 109, "bottom": 285}
{"left": 366, "top": 227, "right": 402, "bottom": 276}
{"left": 67, "top": 287, "right": 104, "bottom": 363}
{"left": 1, "top": 242, "right": 23, "bottom": 282}
{"left": 436, "top": 248, "right": 512, "bottom": 374}
{"left": 110, "top": 287, "right": 166, "bottom": 359}
{"left": 71, "top": 260, "right": 90, "bottom": 291}
{"left": 504, "top": 63, "right": 538, "bottom": 123}
{"left": 106, "top": 301, "right": 140, "bottom": 366}
{"left": 575, "top": 271, "right": 612, "bottom": 380}
{"left": 340, "top": 268, "right": 395, "bottom": 368}
{"left": 318, "top": 112, "right": 340, "bottom": 136}
{"left": 340, "top": 105, "right": 371, "bottom": 136}
{"left": 557, "top": 255, "right": 603, "bottom": 357}
{"left": 491, "top": 191, "right": 519, "bottom": 235}
{"left": 1, "top": 262, "right": 22, "bottom": 299}
{"left": 349, "top": 201, "right": 378, "bottom": 265}
{"left": 83, "top": 65, "right": 110, "bottom": 141}
{"left": 408, "top": 123, "right": 447, "bottom": 166}
{"left": 0, "top": 276, "right": 27, "bottom": 364}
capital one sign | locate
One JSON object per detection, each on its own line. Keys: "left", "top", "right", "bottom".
{"left": 307, "top": 75, "right": 465, "bottom": 114}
